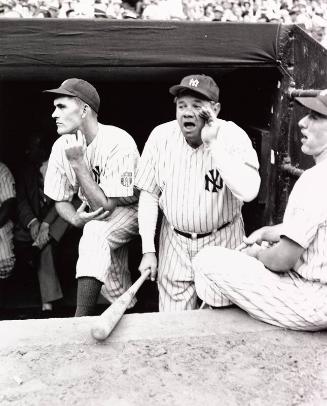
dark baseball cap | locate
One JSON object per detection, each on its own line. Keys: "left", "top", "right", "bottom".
{"left": 169, "top": 74, "right": 219, "bottom": 102}
{"left": 43, "top": 78, "right": 100, "bottom": 114}
{"left": 296, "top": 90, "right": 327, "bottom": 116}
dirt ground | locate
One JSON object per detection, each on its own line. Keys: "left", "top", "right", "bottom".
{"left": 1, "top": 311, "right": 327, "bottom": 406}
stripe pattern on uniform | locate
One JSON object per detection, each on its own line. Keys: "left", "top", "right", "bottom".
{"left": 193, "top": 158, "right": 327, "bottom": 330}
{"left": 194, "top": 246, "right": 327, "bottom": 331}
{"left": 0, "top": 162, "right": 15, "bottom": 279}
{"left": 44, "top": 123, "right": 140, "bottom": 303}
{"left": 135, "top": 119, "right": 258, "bottom": 311}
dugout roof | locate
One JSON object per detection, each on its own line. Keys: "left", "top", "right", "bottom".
{"left": 0, "top": 20, "right": 292, "bottom": 80}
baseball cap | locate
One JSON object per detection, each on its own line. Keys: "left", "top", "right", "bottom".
{"left": 169, "top": 74, "right": 219, "bottom": 102}
{"left": 43, "top": 78, "right": 100, "bottom": 114}
{"left": 296, "top": 90, "right": 327, "bottom": 116}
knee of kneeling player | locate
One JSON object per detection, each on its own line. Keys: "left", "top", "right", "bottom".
{"left": 82, "top": 220, "right": 108, "bottom": 242}
{"left": 193, "top": 246, "right": 243, "bottom": 276}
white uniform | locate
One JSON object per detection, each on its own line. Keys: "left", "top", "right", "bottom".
{"left": 194, "top": 157, "right": 327, "bottom": 331}
{"left": 45, "top": 123, "right": 139, "bottom": 305}
{"left": 0, "top": 162, "right": 15, "bottom": 279}
{"left": 135, "top": 119, "right": 260, "bottom": 311}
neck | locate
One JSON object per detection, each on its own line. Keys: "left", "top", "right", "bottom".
{"left": 314, "top": 146, "right": 327, "bottom": 164}
{"left": 80, "top": 119, "right": 99, "bottom": 145}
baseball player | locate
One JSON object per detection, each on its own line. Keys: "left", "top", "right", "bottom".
{"left": 0, "top": 161, "right": 16, "bottom": 303}
{"left": 135, "top": 74, "right": 260, "bottom": 312}
{"left": 193, "top": 90, "right": 327, "bottom": 331}
{"left": 43, "top": 78, "right": 139, "bottom": 317}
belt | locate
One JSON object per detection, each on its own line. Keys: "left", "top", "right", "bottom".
{"left": 173, "top": 221, "right": 231, "bottom": 240}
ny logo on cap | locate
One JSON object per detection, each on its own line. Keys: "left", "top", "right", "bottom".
{"left": 189, "top": 78, "right": 199, "bottom": 87}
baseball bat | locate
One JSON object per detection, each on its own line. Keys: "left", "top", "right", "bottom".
{"left": 91, "top": 268, "right": 151, "bottom": 341}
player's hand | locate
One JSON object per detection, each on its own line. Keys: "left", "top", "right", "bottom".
{"left": 65, "top": 130, "right": 86, "bottom": 165}
{"left": 241, "top": 242, "right": 262, "bottom": 259}
{"left": 199, "top": 107, "right": 221, "bottom": 147}
{"left": 71, "top": 201, "right": 111, "bottom": 228}
{"left": 33, "top": 222, "right": 50, "bottom": 249}
{"left": 29, "top": 219, "right": 41, "bottom": 241}
{"left": 243, "top": 226, "right": 280, "bottom": 246}
{"left": 138, "top": 252, "right": 157, "bottom": 282}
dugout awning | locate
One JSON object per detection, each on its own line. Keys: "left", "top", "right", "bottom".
{"left": 0, "top": 20, "right": 289, "bottom": 80}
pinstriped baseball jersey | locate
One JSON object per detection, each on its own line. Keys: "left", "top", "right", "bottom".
{"left": 282, "top": 158, "right": 327, "bottom": 283}
{"left": 136, "top": 118, "right": 258, "bottom": 311}
{"left": 135, "top": 119, "right": 257, "bottom": 233}
{"left": 45, "top": 123, "right": 139, "bottom": 206}
{"left": 0, "top": 162, "right": 15, "bottom": 278}
{"left": 193, "top": 157, "right": 327, "bottom": 330}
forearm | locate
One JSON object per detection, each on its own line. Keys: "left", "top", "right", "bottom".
{"left": 138, "top": 190, "right": 159, "bottom": 253}
{"left": 72, "top": 162, "right": 117, "bottom": 212}
{"left": 209, "top": 139, "right": 260, "bottom": 202}
{"left": 55, "top": 201, "right": 77, "bottom": 226}
{"left": 254, "top": 237, "right": 304, "bottom": 272}
{"left": 256, "top": 246, "right": 293, "bottom": 272}
{"left": 0, "top": 198, "right": 15, "bottom": 227}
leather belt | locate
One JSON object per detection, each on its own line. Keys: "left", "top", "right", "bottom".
{"left": 173, "top": 221, "right": 231, "bottom": 240}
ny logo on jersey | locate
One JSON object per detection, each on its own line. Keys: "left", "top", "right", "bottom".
{"left": 189, "top": 78, "right": 199, "bottom": 87}
{"left": 205, "top": 169, "right": 223, "bottom": 192}
{"left": 92, "top": 166, "right": 101, "bottom": 185}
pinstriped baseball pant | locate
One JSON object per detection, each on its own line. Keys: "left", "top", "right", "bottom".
{"left": 76, "top": 204, "right": 139, "bottom": 307}
{"left": 193, "top": 246, "right": 327, "bottom": 331}
{"left": 158, "top": 216, "right": 244, "bottom": 312}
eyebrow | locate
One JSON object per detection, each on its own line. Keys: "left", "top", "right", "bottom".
{"left": 310, "top": 110, "right": 327, "bottom": 119}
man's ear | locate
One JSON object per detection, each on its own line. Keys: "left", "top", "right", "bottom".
{"left": 213, "top": 102, "right": 221, "bottom": 117}
{"left": 82, "top": 104, "right": 89, "bottom": 118}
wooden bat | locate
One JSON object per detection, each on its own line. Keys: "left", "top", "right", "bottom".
{"left": 91, "top": 268, "right": 151, "bottom": 341}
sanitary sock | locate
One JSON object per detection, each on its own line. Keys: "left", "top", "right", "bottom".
{"left": 75, "top": 277, "right": 102, "bottom": 317}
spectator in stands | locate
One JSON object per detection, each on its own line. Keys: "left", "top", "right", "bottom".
{"left": 0, "top": 0, "right": 326, "bottom": 48}
{"left": 142, "top": 0, "right": 170, "bottom": 20}
{"left": 14, "top": 135, "right": 71, "bottom": 314}
{"left": 0, "top": 162, "right": 16, "bottom": 308}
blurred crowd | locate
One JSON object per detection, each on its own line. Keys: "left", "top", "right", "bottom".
{"left": 0, "top": 0, "right": 326, "bottom": 45}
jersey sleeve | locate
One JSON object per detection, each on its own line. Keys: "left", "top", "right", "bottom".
{"left": 0, "top": 164, "right": 15, "bottom": 202}
{"left": 44, "top": 141, "right": 75, "bottom": 202}
{"left": 282, "top": 172, "right": 326, "bottom": 249}
{"left": 209, "top": 121, "right": 260, "bottom": 202}
{"left": 135, "top": 127, "right": 161, "bottom": 196}
{"left": 100, "top": 147, "right": 139, "bottom": 198}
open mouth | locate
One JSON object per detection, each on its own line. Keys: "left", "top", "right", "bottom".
{"left": 183, "top": 121, "right": 196, "bottom": 130}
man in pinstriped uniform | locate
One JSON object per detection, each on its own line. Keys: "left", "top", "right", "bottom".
{"left": 44, "top": 78, "right": 139, "bottom": 317}
{"left": 136, "top": 74, "right": 261, "bottom": 312}
{"left": 0, "top": 162, "right": 16, "bottom": 304}
{"left": 194, "top": 90, "right": 327, "bottom": 330}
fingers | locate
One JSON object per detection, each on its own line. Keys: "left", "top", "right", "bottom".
{"left": 235, "top": 242, "right": 247, "bottom": 251}
{"left": 150, "top": 267, "right": 157, "bottom": 282}
{"left": 77, "top": 201, "right": 88, "bottom": 213}
{"left": 93, "top": 210, "right": 110, "bottom": 221}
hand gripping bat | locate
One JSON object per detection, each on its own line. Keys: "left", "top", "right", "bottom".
{"left": 91, "top": 268, "right": 151, "bottom": 341}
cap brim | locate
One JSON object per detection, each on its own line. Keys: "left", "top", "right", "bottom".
{"left": 169, "top": 85, "right": 211, "bottom": 100}
{"left": 296, "top": 97, "right": 327, "bottom": 116}
{"left": 43, "top": 87, "right": 76, "bottom": 97}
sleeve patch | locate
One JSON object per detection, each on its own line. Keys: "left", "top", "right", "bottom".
{"left": 121, "top": 171, "right": 133, "bottom": 187}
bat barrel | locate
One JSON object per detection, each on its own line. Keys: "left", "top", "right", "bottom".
{"left": 91, "top": 269, "right": 151, "bottom": 341}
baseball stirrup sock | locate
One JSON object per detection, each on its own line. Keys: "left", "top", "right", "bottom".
{"left": 75, "top": 277, "right": 103, "bottom": 317}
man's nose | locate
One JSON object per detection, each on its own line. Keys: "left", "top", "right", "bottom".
{"left": 52, "top": 109, "right": 58, "bottom": 119}
{"left": 298, "top": 115, "right": 308, "bottom": 128}
{"left": 183, "top": 108, "right": 195, "bottom": 117}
